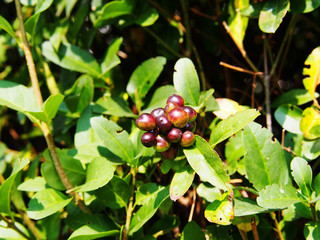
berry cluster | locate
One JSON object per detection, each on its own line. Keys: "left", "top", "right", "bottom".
{"left": 136, "top": 94, "right": 197, "bottom": 160}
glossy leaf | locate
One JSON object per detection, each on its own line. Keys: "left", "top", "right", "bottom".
{"left": 129, "top": 186, "right": 169, "bottom": 235}
{"left": 18, "top": 176, "right": 47, "bottom": 192}
{"left": 0, "top": 15, "right": 18, "bottom": 42}
{"left": 304, "top": 221, "right": 320, "bottom": 240}
{"left": 210, "top": 109, "right": 260, "bottom": 147}
{"left": 290, "top": 0, "right": 320, "bottom": 13}
{"left": 93, "top": 95, "right": 136, "bottom": 117}
{"left": 197, "top": 183, "right": 222, "bottom": 202}
{"left": 243, "top": 122, "right": 290, "bottom": 191}
{"left": 240, "top": 2, "right": 264, "bottom": 18}
{"left": 300, "top": 107, "right": 320, "bottom": 140}
{"left": 274, "top": 104, "right": 303, "bottom": 134}
{"left": 41, "top": 149, "right": 86, "bottom": 191}
{"left": 27, "top": 188, "right": 73, "bottom": 220}
{"left": 74, "top": 157, "right": 115, "bottom": 192}
{"left": 291, "top": 157, "right": 313, "bottom": 199}
{"left": 0, "top": 159, "right": 29, "bottom": 214}
{"left": 197, "top": 88, "right": 219, "bottom": 112}
{"left": 135, "top": 183, "right": 162, "bottom": 206}
{"left": 41, "top": 41, "right": 101, "bottom": 77}
{"left": 259, "top": 0, "right": 290, "bottom": 33}
{"left": 303, "top": 46, "right": 320, "bottom": 99}
{"left": 271, "top": 89, "right": 318, "bottom": 108}
{"left": 234, "top": 197, "right": 267, "bottom": 216}
{"left": 170, "top": 165, "right": 195, "bottom": 201}
{"left": 225, "top": 131, "right": 245, "bottom": 175}
{"left": 0, "top": 220, "right": 29, "bottom": 239}
{"left": 181, "top": 221, "right": 206, "bottom": 240}
{"left": 99, "top": 37, "right": 123, "bottom": 78}
{"left": 90, "top": 116, "right": 134, "bottom": 163}
{"left": 213, "top": 98, "right": 248, "bottom": 119}
{"left": 302, "top": 138, "right": 320, "bottom": 160}
{"left": 228, "top": 0, "right": 249, "bottom": 50}
{"left": 126, "top": 57, "right": 166, "bottom": 106}
{"left": 205, "top": 190, "right": 234, "bottom": 225}
{"left": 173, "top": 58, "right": 200, "bottom": 106}
{"left": 257, "top": 184, "right": 302, "bottom": 209}
{"left": 134, "top": 2, "right": 159, "bottom": 27}
{"left": 184, "top": 135, "right": 230, "bottom": 191}
{"left": 94, "top": 176, "right": 131, "bottom": 209}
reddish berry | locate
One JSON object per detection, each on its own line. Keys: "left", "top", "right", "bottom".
{"left": 141, "top": 132, "right": 156, "bottom": 147}
{"left": 136, "top": 113, "right": 156, "bottom": 131}
{"left": 151, "top": 108, "right": 166, "bottom": 119}
{"left": 183, "top": 106, "right": 197, "bottom": 122}
{"left": 180, "top": 131, "right": 195, "bottom": 147}
{"left": 167, "top": 94, "right": 184, "bottom": 107}
{"left": 183, "top": 121, "right": 196, "bottom": 133}
{"left": 156, "top": 116, "right": 172, "bottom": 132}
{"left": 166, "top": 128, "right": 182, "bottom": 143}
{"left": 168, "top": 107, "right": 189, "bottom": 128}
{"left": 153, "top": 134, "right": 171, "bottom": 152}
{"left": 160, "top": 144, "right": 179, "bottom": 160}
{"left": 164, "top": 102, "right": 178, "bottom": 113}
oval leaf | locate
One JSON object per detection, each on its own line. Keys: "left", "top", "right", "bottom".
{"left": 291, "top": 157, "right": 313, "bottom": 199}
{"left": 271, "top": 89, "right": 318, "bottom": 108}
{"left": 258, "top": 0, "right": 289, "bottom": 33}
{"left": 303, "top": 46, "right": 320, "bottom": 99}
{"left": 300, "top": 107, "right": 320, "bottom": 140}
{"left": 170, "top": 165, "right": 195, "bottom": 201}
{"left": 27, "top": 188, "right": 73, "bottom": 220}
{"left": 173, "top": 58, "right": 200, "bottom": 106}
{"left": 181, "top": 221, "right": 206, "bottom": 240}
{"left": 183, "top": 135, "right": 230, "bottom": 191}
{"left": 274, "top": 104, "right": 303, "bottom": 134}
{"left": 0, "top": 15, "right": 18, "bottom": 42}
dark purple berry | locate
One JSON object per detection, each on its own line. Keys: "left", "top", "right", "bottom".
{"left": 183, "top": 121, "right": 196, "bottom": 133}
{"left": 151, "top": 108, "right": 166, "bottom": 119}
{"left": 180, "top": 131, "right": 195, "bottom": 147}
{"left": 160, "top": 145, "right": 179, "bottom": 160}
{"left": 164, "top": 102, "right": 178, "bottom": 113}
{"left": 183, "top": 106, "right": 197, "bottom": 122}
{"left": 141, "top": 132, "right": 156, "bottom": 147}
{"left": 153, "top": 134, "right": 171, "bottom": 152}
{"left": 167, "top": 128, "right": 182, "bottom": 143}
{"left": 167, "top": 94, "right": 184, "bottom": 107}
{"left": 168, "top": 107, "right": 189, "bottom": 129}
{"left": 136, "top": 113, "right": 156, "bottom": 131}
{"left": 156, "top": 116, "right": 172, "bottom": 132}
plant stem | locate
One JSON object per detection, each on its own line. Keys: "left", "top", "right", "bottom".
{"left": 311, "top": 202, "right": 318, "bottom": 222}
{"left": 123, "top": 168, "right": 137, "bottom": 240}
{"left": 180, "top": 0, "right": 192, "bottom": 57}
{"left": 270, "top": 212, "right": 284, "bottom": 240}
{"left": 251, "top": 216, "right": 259, "bottom": 240}
{"left": 18, "top": 210, "right": 42, "bottom": 240}
{"left": 188, "top": 187, "right": 197, "bottom": 222}
{"left": 14, "top": 0, "right": 90, "bottom": 214}
{"left": 0, "top": 214, "right": 30, "bottom": 240}
{"left": 232, "top": 186, "right": 259, "bottom": 196}
{"left": 192, "top": 46, "right": 206, "bottom": 91}
{"left": 263, "top": 39, "right": 272, "bottom": 132}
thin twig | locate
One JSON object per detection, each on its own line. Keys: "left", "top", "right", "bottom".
{"left": 180, "top": 0, "right": 192, "bottom": 57}
{"left": 270, "top": 212, "right": 284, "bottom": 240}
{"left": 251, "top": 216, "right": 260, "bottom": 240}
{"left": 233, "top": 186, "right": 259, "bottom": 196}
{"left": 0, "top": 214, "right": 30, "bottom": 240}
{"left": 188, "top": 187, "right": 197, "bottom": 222}
{"left": 263, "top": 38, "right": 272, "bottom": 132}
{"left": 18, "top": 210, "right": 42, "bottom": 240}
{"left": 251, "top": 75, "right": 257, "bottom": 108}
{"left": 193, "top": 46, "right": 206, "bottom": 91}
{"left": 220, "top": 62, "right": 263, "bottom": 76}
{"left": 14, "top": 0, "right": 90, "bottom": 214}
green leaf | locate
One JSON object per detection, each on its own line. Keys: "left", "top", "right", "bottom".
{"left": 18, "top": 176, "right": 47, "bottom": 192}
{"left": 234, "top": 197, "right": 267, "bottom": 216}
{"left": 300, "top": 107, "right": 320, "bottom": 140}
{"left": 143, "top": 85, "right": 176, "bottom": 113}
{"left": 313, "top": 173, "right": 320, "bottom": 197}
{"left": 0, "top": 15, "right": 18, "bottom": 42}
{"left": 68, "top": 225, "right": 118, "bottom": 240}
{"left": 291, "top": 157, "right": 313, "bottom": 199}
{"left": 27, "top": 188, "right": 72, "bottom": 220}
{"left": 302, "top": 138, "right": 320, "bottom": 160}
{"left": 0, "top": 220, "right": 29, "bottom": 239}
{"left": 170, "top": 165, "right": 195, "bottom": 201}
{"left": 25, "top": 0, "right": 54, "bottom": 36}
{"left": 0, "top": 159, "right": 29, "bottom": 214}
{"left": 304, "top": 221, "right": 320, "bottom": 240}
{"left": 41, "top": 149, "right": 86, "bottom": 191}
{"left": 209, "top": 109, "right": 260, "bottom": 147}
{"left": 64, "top": 75, "right": 94, "bottom": 114}
{"left": 290, "top": 0, "right": 320, "bottom": 13}
{"left": 197, "top": 183, "right": 222, "bottom": 202}
{"left": 41, "top": 41, "right": 101, "bottom": 77}
{"left": 205, "top": 190, "right": 234, "bottom": 225}
{"left": 181, "top": 221, "right": 206, "bottom": 240}
{"left": 213, "top": 98, "right": 248, "bottom": 119}
{"left": 134, "top": 2, "right": 159, "bottom": 27}
{"left": 135, "top": 183, "right": 162, "bottom": 206}
{"left": 147, "top": 215, "right": 180, "bottom": 235}
{"left": 258, "top": 0, "right": 290, "bottom": 33}
{"left": 74, "top": 157, "right": 115, "bottom": 192}
{"left": 0, "top": 80, "right": 38, "bottom": 112}
{"left": 94, "top": 176, "right": 130, "bottom": 209}
{"left": 93, "top": 95, "right": 136, "bottom": 118}
{"left": 129, "top": 186, "right": 169, "bottom": 235}
{"left": 240, "top": 2, "right": 264, "bottom": 18}
{"left": 243, "top": 122, "right": 290, "bottom": 191}
{"left": 257, "top": 184, "right": 302, "bottom": 209}
{"left": 183, "top": 135, "right": 230, "bottom": 191}
{"left": 99, "top": 37, "right": 123, "bottom": 78}
{"left": 173, "top": 58, "right": 200, "bottom": 106}
{"left": 197, "top": 89, "right": 219, "bottom": 112}
{"left": 225, "top": 131, "right": 246, "bottom": 175}
{"left": 126, "top": 57, "right": 166, "bottom": 106}
{"left": 271, "top": 89, "right": 318, "bottom": 108}
{"left": 274, "top": 104, "right": 303, "bottom": 134}
{"left": 90, "top": 116, "right": 134, "bottom": 163}
{"left": 303, "top": 46, "right": 320, "bottom": 99}
{"left": 228, "top": 0, "right": 249, "bottom": 50}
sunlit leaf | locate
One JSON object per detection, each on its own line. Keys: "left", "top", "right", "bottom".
{"left": 291, "top": 157, "right": 313, "bottom": 199}
{"left": 300, "top": 107, "right": 320, "bottom": 140}
{"left": 271, "top": 89, "right": 318, "bottom": 108}
{"left": 170, "top": 165, "right": 195, "bottom": 201}
{"left": 303, "top": 47, "right": 320, "bottom": 99}
{"left": 0, "top": 15, "right": 18, "bottom": 42}
{"left": 213, "top": 98, "right": 248, "bottom": 119}
{"left": 304, "top": 221, "right": 320, "bottom": 240}
{"left": 274, "top": 104, "right": 303, "bottom": 134}
{"left": 290, "top": 0, "right": 320, "bottom": 13}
